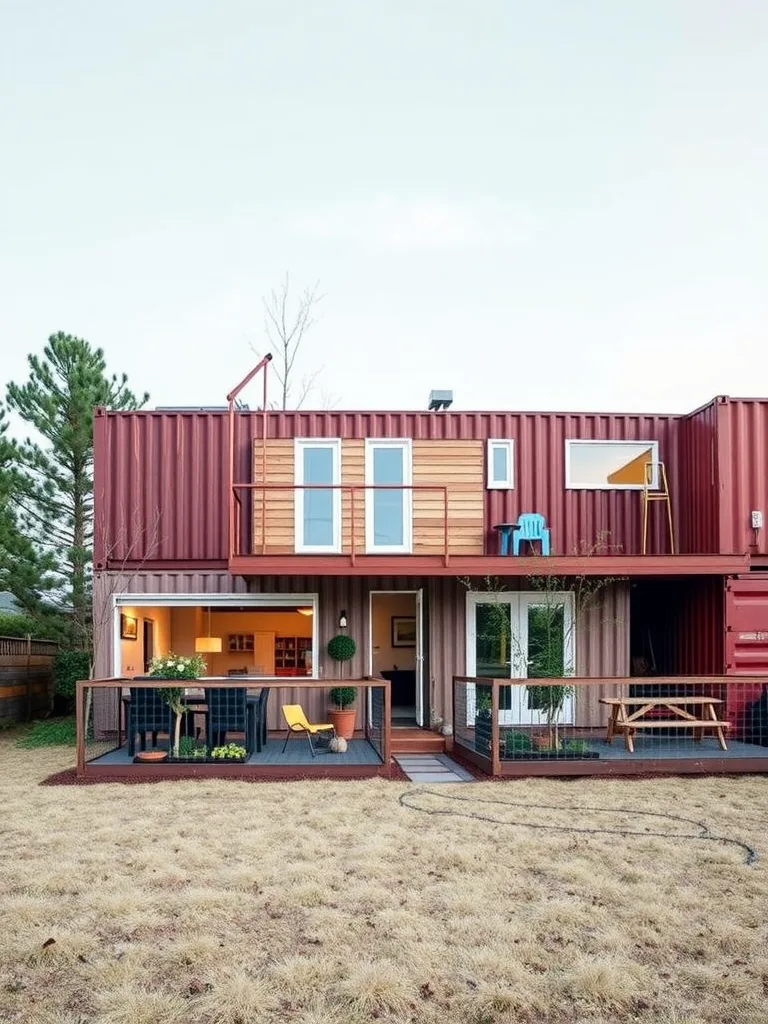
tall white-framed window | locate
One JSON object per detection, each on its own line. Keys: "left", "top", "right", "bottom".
{"left": 565, "top": 440, "right": 659, "bottom": 490}
{"left": 365, "top": 439, "right": 413, "bottom": 554}
{"left": 294, "top": 439, "right": 341, "bottom": 553}
{"left": 487, "top": 439, "right": 515, "bottom": 489}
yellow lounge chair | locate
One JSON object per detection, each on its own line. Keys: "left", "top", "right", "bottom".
{"left": 281, "top": 704, "right": 335, "bottom": 757}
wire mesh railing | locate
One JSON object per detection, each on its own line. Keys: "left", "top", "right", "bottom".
{"left": 453, "top": 675, "right": 768, "bottom": 775}
{"left": 77, "top": 678, "right": 391, "bottom": 776}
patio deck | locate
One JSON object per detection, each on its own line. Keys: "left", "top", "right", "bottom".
{"left": 85, "top": 737, "right": 388, "bottom": 778}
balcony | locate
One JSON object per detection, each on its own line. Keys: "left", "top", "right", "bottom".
{"left": 227, "top": 483, "right": 747, "bottom": 577}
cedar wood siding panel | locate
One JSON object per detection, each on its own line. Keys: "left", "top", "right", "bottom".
{"left": 251, "top": 438, "right": 484, "bottom": 556}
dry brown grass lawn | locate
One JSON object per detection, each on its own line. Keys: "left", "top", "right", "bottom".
{"left": 1, "top": 735, "right": 768, "bottom": 1024}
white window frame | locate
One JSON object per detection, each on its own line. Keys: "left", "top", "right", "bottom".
{"left": 112, "top": 593, "right": 320, "bottom": 678}
{"left": 364, "top": 438, "right": 413, "bottom": 554}
{"left": 486, "top": 439, "right": 515, "bottom": 490}
{"left": 294, "top": 438, "right": 341, "bottom": 553}
{"left": 565, "top": 439, "right": 660, "bottom": 491}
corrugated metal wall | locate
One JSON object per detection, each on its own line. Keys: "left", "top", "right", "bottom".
{"left": 678, "top": 399, "right": 721, "bottom": 555}
{"left": 725, "top": 575, "right": 768, "bottom": 674}
{"left": 719, "top": 400, "right": 768, "bottom": 556}
{"left": 93, "top": 571, "right": 629, "bottom": 732}
{"left": 95, "top": 406, "right": 695, "bottom": 565}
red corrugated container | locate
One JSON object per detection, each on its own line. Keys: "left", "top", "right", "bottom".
{"left": 677, "top": 399, "right": 722, "bottom": 555}
{"left": 719, "top": 399, "right": 768, "bottom": 557}
{"left": 95, "top": 406, "right": 706, "bottom": 566}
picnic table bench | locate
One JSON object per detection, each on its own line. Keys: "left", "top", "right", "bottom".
{"left": 598, "top": 696, "right": 730, "bottom": 753}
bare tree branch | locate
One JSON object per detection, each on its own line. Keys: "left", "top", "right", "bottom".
{"left": 252, "top": 273, "right": 325, "bottom": 409}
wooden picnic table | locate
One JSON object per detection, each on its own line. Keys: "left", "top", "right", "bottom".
{"left": 598, "top": 695, "right": 730, "bottom": 754}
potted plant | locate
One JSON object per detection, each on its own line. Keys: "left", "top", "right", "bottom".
{"left": 326, "top": 634, "right": 357, "bottom": 739}
{"left": 328, "top": 686, "right": 357, "bottom": 740}
{"left": 148, "top": 652, "right": 207, "bottom": 758}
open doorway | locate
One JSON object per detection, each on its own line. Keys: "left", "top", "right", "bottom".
{"left": 369, "top": 590, "right": 424, "bottom": 727}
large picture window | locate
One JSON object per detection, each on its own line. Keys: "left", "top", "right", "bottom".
{"left": 294, "top": 439, "right": 341, "bottom": 552}
{"left": 565, "top": 440, "right": 659, "bottom": 490}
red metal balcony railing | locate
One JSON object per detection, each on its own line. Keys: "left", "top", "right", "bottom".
{"left": 230, "top": 483, "right": 450, "bottom": 565}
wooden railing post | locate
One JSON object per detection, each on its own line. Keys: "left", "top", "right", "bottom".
{"left": 491, "top": 679, "right": 501, "bottom": 776}
{"left": 75, "top": 680, "right": 85, "bottom": 778}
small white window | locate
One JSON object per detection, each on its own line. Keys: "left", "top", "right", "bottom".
{"left": 294, "top": 439, "right": 341, "bottom": 552}
{"left": 565, "top": 440, "right": 659, "bottom": 490}
{"left": 487, "top": 439, "right": 514, "bottom": 490}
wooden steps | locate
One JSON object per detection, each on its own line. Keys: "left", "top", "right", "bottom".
{"left": 391, "top": 728, "right": 446, "bottom": 754}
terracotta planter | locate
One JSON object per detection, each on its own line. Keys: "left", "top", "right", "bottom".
{"left": 329, "top": 708, "right": 356, "bottom": 740}
{"left": 134, "top": 750, "right": 168, "bottom": 763}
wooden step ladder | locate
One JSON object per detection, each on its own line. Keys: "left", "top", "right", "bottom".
{"left": 641, "top": 460, "right": 675, "bottom": 554}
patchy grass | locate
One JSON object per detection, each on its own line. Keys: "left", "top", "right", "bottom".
{"left": 1, "top": 738, "right": 768, "bottom": 1023}
{"left": 14, "top": 715, "right": 76, "bottom": 748}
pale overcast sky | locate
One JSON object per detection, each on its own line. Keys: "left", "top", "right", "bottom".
{"left": 1, "top": 1, "right": 766, "bottom": 415}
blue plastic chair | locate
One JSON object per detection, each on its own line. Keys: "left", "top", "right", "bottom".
{"left": 512, "top": 513, "right": 551, "bottom": 556}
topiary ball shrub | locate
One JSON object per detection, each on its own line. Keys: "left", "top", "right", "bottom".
{"left": 329, "top": 686, "right": 357, "bottom": 710}
{"left": 327, "top": 634, "right": 357, "bottom": 663}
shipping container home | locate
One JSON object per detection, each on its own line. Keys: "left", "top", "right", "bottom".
{"left": 82, "top": 361, "right": 768, "bottom": 778}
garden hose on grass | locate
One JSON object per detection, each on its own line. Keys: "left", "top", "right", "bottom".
{"left": 398, "top": 787, "right": 758, "bottom": 866}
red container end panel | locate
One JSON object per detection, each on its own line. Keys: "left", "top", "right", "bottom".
{"left": 724, "top": 576, "right": 768, "bottom": 731}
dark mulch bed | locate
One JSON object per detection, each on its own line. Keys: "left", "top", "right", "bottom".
{"left": 43, "top": 759, "right": 411, "bottom": 786}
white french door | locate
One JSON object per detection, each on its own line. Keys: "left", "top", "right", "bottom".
{"left": 465, "top": 592, "right": 575, "bottom": 725}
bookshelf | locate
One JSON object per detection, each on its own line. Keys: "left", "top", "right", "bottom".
{"left": 275, "top": 636, "right": 313, "bottom": 676}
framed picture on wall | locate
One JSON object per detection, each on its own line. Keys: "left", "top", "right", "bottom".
{"left": 120, "top": 613, "right": 138, "bottom": 641}
{"left": 391, "top": 616, "right": 416, "bottom": 648}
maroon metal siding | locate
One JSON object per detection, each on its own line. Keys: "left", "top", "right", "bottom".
{"left": 719, "top": 400, "right": 768, "bottom": 556}
{"left": 96, "top": 406, "right": 700, "bottom": 565}
{"left": 677, "top": 399, "right": 722, "bottom": 555}
{"left": 725, "top": 575, "right": 768, "bottom": 674}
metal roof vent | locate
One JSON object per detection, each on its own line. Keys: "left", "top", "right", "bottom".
{"left": 428, "top": 390, "right": 453, "bottom": 411}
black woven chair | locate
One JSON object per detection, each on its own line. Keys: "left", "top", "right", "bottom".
{"left": 128, "top": 688, "right": 173, "bottom": 755}
{"left": 247, "top": 688, "right": 270, "bottom": 753}
{"left": 205, "top": 688, "right": 252, "bottom": 754}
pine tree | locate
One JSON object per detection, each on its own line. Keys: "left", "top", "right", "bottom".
{"left": 6, "top": 333, "right": 149, "bottom": 647}
{"left": 0, "top": 405, "right": 55, "bottom": 614}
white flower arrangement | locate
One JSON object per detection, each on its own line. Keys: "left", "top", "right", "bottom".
{"left": 148, "top": 651, "right": 206, "bottom": 680}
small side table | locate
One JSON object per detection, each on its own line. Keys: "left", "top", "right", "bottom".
{"left": 493, "top": 523, "right": 516, "bottom": 556}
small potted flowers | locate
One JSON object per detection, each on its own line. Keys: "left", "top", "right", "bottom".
{"left": 148, "top": 652, "right": 207, "bottom": 759}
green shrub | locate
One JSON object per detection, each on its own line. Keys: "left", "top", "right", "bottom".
{"left": 329, "top": 686, "right": 357, "bottom": 710}
{"left": 503, "top": 729, "right": 534, "bottom": 756}
{"left": 0, "top": 611, "right": 50, "bottom": 639}
{"left": 327, "top": 634, "right": 357, "bottom": 663}
{"left": 53, "top": 650, "right": 91, "bottom": 711}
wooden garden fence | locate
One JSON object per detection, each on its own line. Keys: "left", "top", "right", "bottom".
{"left": 0, "top": 636, "right": 59, "bottom": 725}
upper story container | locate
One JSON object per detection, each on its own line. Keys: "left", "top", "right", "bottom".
{"left": 92, "top": 395, "right": 768, "bottom": 571}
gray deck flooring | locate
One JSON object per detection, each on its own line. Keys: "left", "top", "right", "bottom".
{"left": 92, "top": 737, "right": 382, "bottom": 766}
{"left": 497, "top": 737, "right": 768, "bottom": 763}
